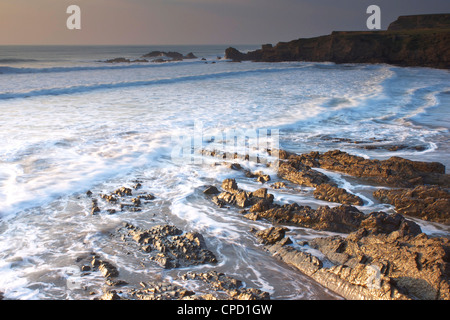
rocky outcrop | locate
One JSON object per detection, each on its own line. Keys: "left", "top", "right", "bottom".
{"left": 225, "top": 14, "right": 450, "bottom": 69}
{"left": 101, "top": 271, "right": 270, "bottom": 300}
{"left": 87, "top": 184, "right": 155, "bottom": 215}
{"left": 277, "top": 160, "right": 332, "bottom": 187}
{"left": 105, "top": 58, "right": 148, "bottom": 63}
{"left": 388, "top": 14, "right": 450, "bottom": 31}
{"left": 182, "top": 271, "right": 270, "bottom": 300}
{"left": 121, "top": 223, "right": 217, "bottom": 269}
{"left": 255, "top": 203, "right": 365, "bottom": 233}
{"left": 254, "top": 213, "right": 450, "bottom": 300}
{"left": 313, "top": 183, "right": 363, "bottom": 206}
{"left": 75, "top": 253, "right": 127, "bottom": 287}
{"left": 142, "top": 51, "right": 198, "bottom": 61}
{"left": 211, "top": 176, "right": 425, "bottom": 235}
{"left": 374, "top": 185, "right": 450, "bottom": 225}
{"left": 276, "top": 149, "right": 448, "bottom": 188}
{"left": 211, "top": 178, "right": 275, "bottom": 210}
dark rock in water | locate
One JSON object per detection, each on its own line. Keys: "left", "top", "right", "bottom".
{"left": 221, "top": 178, "right": 239, "bottom": 193}
{"left": 121, "top": 224, "right": 217, "bottom": 269}
{"left": 114, "top": 187, "right": 133, "bottom": 197}
{"left": 374, "top": 185, "right": 450, "bottom": 225}
{"left": 165, "top": 52, "right": 184, "bottom": 60}
{"left": 142, "top": 51, "right": 166, "bottom": 58}
{"left": 203, "top": 185, "right": 220, "bottom": 195}
{"left": 105, "top": 57, "right": 131, "bottom": 63}
{"left": 244, "top": 170, "right": 271, "bottom": 183}
{"left": 225, "top": 47, "right": 249, "bottom": 62}
{"left": 100, "top": 194, "right": 117, "bottom": 203}
{"left": 142, "top": 51, "right": 192, "bottom": 61}
{"left": 98, "top": 260, "right": 119, "bottom": 278}
{"left": 184, "top": 52, "right": 197, "bottom": 59}
{"left": 214, "top": 179, "right": 275, "bottom": 210}
{"left": 105, "top": 58, "right": 149, "bottom": 63}
{"left": 313, "top": 183, "right": 363, "bottom": 206}
{"left": 91, "top": 206, "right": 100, "bottom": 215}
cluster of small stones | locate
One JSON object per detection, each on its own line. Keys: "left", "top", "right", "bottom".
{"left": 86, "top": 182, "right": 155, "bottom": 216}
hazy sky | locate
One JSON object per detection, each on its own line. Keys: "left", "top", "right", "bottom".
{"left": 0, "top": 0, "right": 449, "bottom": 45}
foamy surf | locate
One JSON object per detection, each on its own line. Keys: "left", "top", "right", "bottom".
{"left": 0, "top": 45, "right": 449, "bottom": 300}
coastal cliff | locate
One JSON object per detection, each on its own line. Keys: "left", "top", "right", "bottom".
{"left": 226, "top": 14, "right": 450, "bottom": 69}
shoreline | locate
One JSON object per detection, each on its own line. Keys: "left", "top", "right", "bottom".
{"left": 2, "top": 148, "right": 446, "bottom": 300}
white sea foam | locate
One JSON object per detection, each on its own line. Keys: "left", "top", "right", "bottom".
{"left": 0, "top": 46, "right": 449, "bottom": 299}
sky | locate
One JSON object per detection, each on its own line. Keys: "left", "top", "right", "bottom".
{"left": 0, "top": 0, "right": 449, "bottom": 45}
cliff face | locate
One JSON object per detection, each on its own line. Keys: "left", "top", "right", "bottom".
{"left": 225, "top": 14, "right": 450, "bottom": 69}
{"left": 388, "top": 14, "right": 450, "bottom": 31}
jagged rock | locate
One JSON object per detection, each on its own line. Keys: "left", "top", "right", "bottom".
{"left": 121, "top": 224, "right": 217, "bottom": 269}
{"left": 114, "top": 187, "right": 133, "bottom": 197}
{"left": 277, "top": 160, "right": 332, "bottom": 188}
{"left": 373, "top": 185, "right": 450, "bottom": 225}
{"left": 313, "top": 183, "right": 363, "bottom": 206}
{"left": 100, "top": 194, "right": 117, "bottom": 203}
{"left": 91, "top": 206, "right": 100, "bottom": 215}
{"left": 215, "top": 179, "right": 275, "bottom": 210}
{"left": 309, "top": 231, "right": 450, "bottom": 300}
{"left": 100, "top": 291, "right": 123, "bottom": 300}
{"left": 271, "top": 182, "right": 286, "bottom": 189}
{"left": 98, "top": 261, "right": 119, "bottom": 278}
{"left": 254, "top": 227, "right": 290, "bottom": 245}
{"left": 255, "top": 214, "right": 449, "bottom": 300}
{"left": 244, "top": 170, "right": 271, "bottom": 183}
{"left": 203, "top": 185, "right": 220, "bottom": 195}
{"left": 105, "top": 58, "right": 148, "bottom": 63}
{"left": 221, "top": 178, "right": 239, "bottom": 193}
{"left": 256, "top": 203, "right": 365, "bottom": 233}
{"left": 182, "top": 271, "right": 270, "bottom": 300}
{"left": 277, "top": 149, "right": 448, "bottom": 188}
{"left": 184, "top": 52, "right": 197, "bottom": 59}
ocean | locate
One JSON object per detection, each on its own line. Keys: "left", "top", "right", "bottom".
{"left": 0, "top": 45, "right": 449, "bottom": 299}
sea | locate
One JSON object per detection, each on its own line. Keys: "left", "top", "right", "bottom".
{"left": 0, "top": 45, "right": 449, "bottom": 300}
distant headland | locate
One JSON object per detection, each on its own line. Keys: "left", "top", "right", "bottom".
{"left": 225, "top": 14, "right": 450, "bottom": 69}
